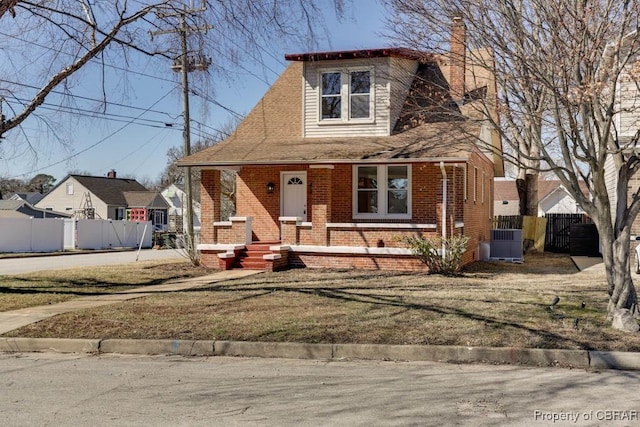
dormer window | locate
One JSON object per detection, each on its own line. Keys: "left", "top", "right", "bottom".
{"left": 320, "top": 68, "right": 374, "bottom": 123}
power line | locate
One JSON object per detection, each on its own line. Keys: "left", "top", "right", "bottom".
{"left": 0, "top": 79, "right": 181, "bottom": 119}
{"left": 11, "top": 89, "right": 176, "bottom": 178}
{"left": 8, "top": 98, "right": 182, "bottom": 130}
{"left": 189, "top": 88, "right": 244, "bottom": 118}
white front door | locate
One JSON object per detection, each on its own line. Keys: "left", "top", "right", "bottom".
{"left": 282, "top": 171, "right": 307, "bottom": 221}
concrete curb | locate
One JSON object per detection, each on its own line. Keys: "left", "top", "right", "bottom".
{"left": 0, "top": 337, "right": 100, "bottom": 353}
{"left": 2, "top": 337, "right": 640, "bottom": 371}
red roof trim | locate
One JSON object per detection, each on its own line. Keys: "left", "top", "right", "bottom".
{"left": 284, "top": 48, "right": 432, "bottom": 62}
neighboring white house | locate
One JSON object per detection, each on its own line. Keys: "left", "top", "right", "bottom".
{"left": 494, "top": 178, "right": 587, "bottom": 216}
{"left": 160, "top": 183, "right": 201, "bottom": 232}
{"left": 36, "top": 171, "right": 169, "bottom": 231}
{"left": 603, "top": 32, "right": 640, "bottom": 236}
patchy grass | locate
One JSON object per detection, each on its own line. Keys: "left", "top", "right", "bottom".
{"left": 0, "top": 260, "right": 210, "bottom": 312}
{"left": 3, "top": 252, "right": 640, "bottom": 352}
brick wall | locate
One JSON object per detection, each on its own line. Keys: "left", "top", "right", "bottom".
{"left": 461, "top": 151, "right": 495, "bottom": 264}
{"left": 236, "top": 165, "right": 311, "bottom": 241}
{"left": 200, "top": 169, "right": 221, "bottom": 243}
{"left": 327, "top": 229, "right": 438, "bottom": 247}
{"left": 199, "top": 153, "right": 495, "bottom": 270}
{"left": 289, "top": 253, "right": 426, "bottom": 271}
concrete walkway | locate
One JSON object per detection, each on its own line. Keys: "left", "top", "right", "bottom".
{"left": 0, "top": 269, "right": 261, "bottom": 335}
{"left": 571, "top": 256, "right": 604, "bottom": 272}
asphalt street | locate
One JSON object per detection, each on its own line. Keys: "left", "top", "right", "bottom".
{"left": 1, "top": 352, "right": 639, "bottom": 426}
{"left": 0, "top": 249, "right": 186, "bottom": 275}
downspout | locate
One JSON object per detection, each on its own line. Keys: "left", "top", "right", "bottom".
{"left": 440, "top": 162, "right": 447, "bottom": 260}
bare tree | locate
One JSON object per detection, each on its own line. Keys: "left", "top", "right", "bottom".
{"left": 0, "top": 1, "right": 347, "bottom": 159}
{"left": 162, "top": 116, "right": 239, "bottom": 218}
{"left": 383, "top": 0, "right": 640, "bottom": 328}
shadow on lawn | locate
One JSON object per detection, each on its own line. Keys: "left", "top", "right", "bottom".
{"left": 183, "top": 277, "right": 601, "bottom": 350}
{"left": 0, "top": 273, "right": 197, "bottom": 297}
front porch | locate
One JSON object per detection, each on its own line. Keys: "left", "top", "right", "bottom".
{"left": 197, "top": 162, "right": 483, "bottom": 271}
{"left": 197, "top": 215, "right": 444, "bottom": 271}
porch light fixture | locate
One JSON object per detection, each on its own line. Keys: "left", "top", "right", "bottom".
{"left": 266, "top": 182, "right": 275, "bottom": 193}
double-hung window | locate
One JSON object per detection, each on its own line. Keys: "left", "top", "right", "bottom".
{"left": 320, "top": 68, "right": 373, "bottom": 122}
{"left": 354, "top": 165, "right": 411, "bottom": 219}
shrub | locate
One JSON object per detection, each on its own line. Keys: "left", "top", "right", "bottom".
{"left": 400, "top": 235, "right": 469, "bottom": 275}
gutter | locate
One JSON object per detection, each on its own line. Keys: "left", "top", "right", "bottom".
{"left": 177, "top": 157, "right": 471, "bottom": 168}
{"left": 440, "top": 162, "right": 447, "bottom": 260}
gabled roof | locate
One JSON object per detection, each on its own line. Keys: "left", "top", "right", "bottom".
{"left": 178, "top": 47, "right": 502, "bottom": 171}
{"left": 123, "top": 191, "right": 169, "bottom": 209}
{"left": 51, "top": 175, "right": 148, "bottom": 206}
{"left": 0, "top": 200, "right": 24, "bottom": 210}
{"left": 494, "top": 179, "right": 589, "bottom": 202}
{"left": 0, "top": 199, "right": 70, "bottom": 218}
{"left": 9, "top": 192, "right": 44, "bottom": 205}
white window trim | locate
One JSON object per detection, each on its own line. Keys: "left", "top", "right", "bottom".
{"left": 463, "top": 163, "right": 468, "bottom": 201}
{"left": 66, "top": 182, "right": 74, "bottom": 195}
{"left": 352, "top": 164, "right": 412, "bottom": 220}
{"left": 473, "top": 167, "right": 478, "bottom": 203}
{"left": 318, "top": 67, "right": 375, "bottom": 124}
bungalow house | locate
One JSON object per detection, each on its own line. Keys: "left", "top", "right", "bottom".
{"left": 36, "top": 171, "right": 169, "bottom": 231}
{"left": 178, "top": 19, "right": 504, "bottom": 271}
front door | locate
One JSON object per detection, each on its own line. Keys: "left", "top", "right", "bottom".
{"left": 282, "top": 171, "right": 307, "bottom": 221}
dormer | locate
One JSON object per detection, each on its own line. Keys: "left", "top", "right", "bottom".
{"left": 285, "top": 49, "right": 429, "bottom": 138}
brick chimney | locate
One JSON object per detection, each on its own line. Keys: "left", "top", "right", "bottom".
{"left": 450, "top": 16, "right": 466, "bottom": 103}
{"left": 107, "top": 169, "right": 117, "bottom": 179}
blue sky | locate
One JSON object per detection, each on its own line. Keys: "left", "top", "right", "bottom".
{"left": 1, "top": 1, "right": 390, "bottom": 186}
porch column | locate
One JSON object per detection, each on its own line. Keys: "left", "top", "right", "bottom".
{"left": 280, "top": 217, "right": 300, "bottom": 245}
{"left": 310, "top": 165, "right": 333, "bottom": 246}
{"left": 200, "top": 169, "right": 221, "bottom": 244}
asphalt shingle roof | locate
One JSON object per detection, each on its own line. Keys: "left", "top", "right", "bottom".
{"left": 123, "top": 192, "right": 169, "bottom": 209}
{"left": 178, "top": 49, "right": 502, "bottom": 170}
{"left": 69, "top": 175, "right": 148, "bottom": 206}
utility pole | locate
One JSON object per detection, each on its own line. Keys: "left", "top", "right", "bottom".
{"left": 151, "top": 3, "right": 211, "bottom": 247}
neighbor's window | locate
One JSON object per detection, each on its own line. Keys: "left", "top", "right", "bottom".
{"left": 66, "top": 182, "right": 74, "bottom": 195}
{"left": 115, "top": 207, "right": 125, "bottom": 220}
{"left": 320, "top": 68, "right": 373, "bottom": 122}
{"left": 354, "top": 165, "right": 410, "bottom": 218}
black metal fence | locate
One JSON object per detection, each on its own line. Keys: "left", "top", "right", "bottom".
{"left": 492, "top": 213, "right": 595, "bottom": 254}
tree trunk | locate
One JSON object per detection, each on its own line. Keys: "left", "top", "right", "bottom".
{"left": 517, "top": 173, "right": 538, "bottom": 251}
{"left": 600, "top": 230, "right": 639, "bottom": 321}
{"left": 516, "top": 173, "right": 538, "bottom": 216}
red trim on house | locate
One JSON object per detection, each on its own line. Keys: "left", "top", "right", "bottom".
{"left": 284, "top": 48, "right": 432, "bottom": 62}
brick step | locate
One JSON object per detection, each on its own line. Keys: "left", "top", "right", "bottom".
{"left": 245, "top": 245, "right": 275, "bottom": 252}
{"left": 232, "top": 260, "right": 268, "bottom": 269}
{"left": 237, "top": 251, "right": 271, "bottom": 259}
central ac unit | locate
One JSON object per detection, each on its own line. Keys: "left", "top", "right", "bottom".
{"left": 490, "top": 229, "right": 523, "bottom": 261}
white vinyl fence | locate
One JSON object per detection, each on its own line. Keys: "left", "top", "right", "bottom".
{"left": 0, "top": 218, "right": 152, "bottom": 253}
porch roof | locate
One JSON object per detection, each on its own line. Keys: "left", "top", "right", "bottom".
{"left": 178, "top": 121, "right": 480, "bottom": 167}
